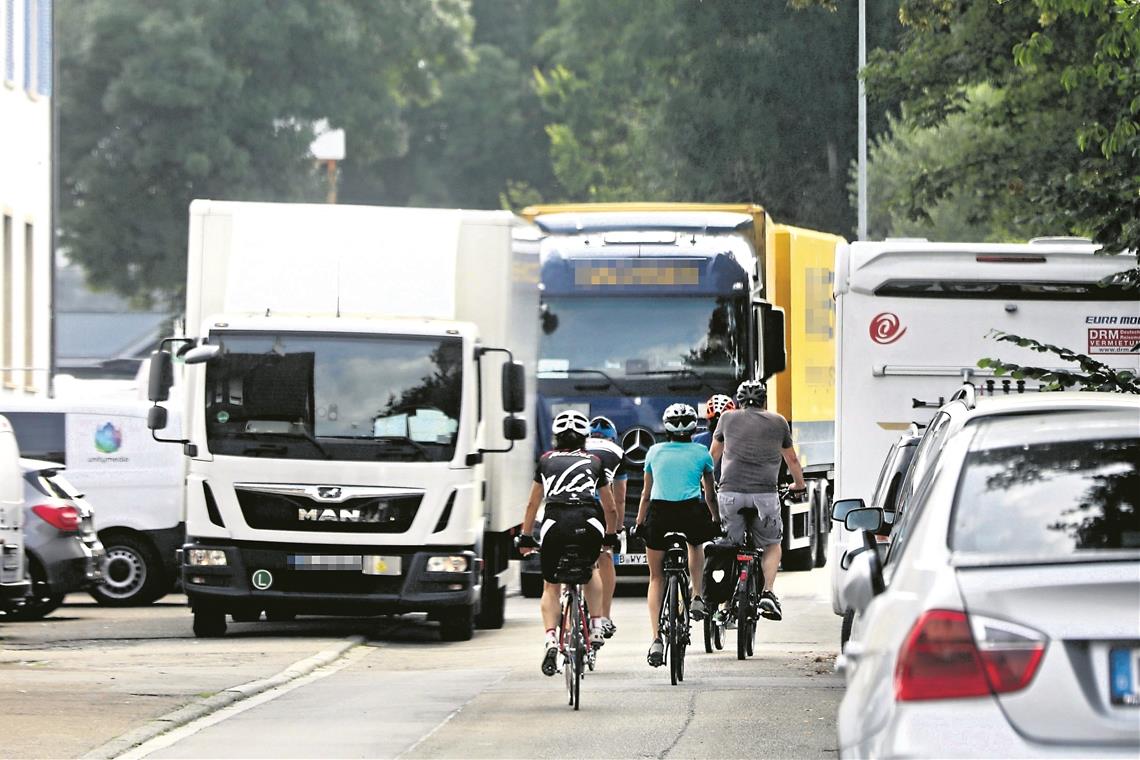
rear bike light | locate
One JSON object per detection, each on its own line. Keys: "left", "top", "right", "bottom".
{"left": 895, "top": 609, "right": 1048, "bottom": 701}
{"left": 31, "top": 504, "right": 81, "bottom": 533}
{"left": 895, "top": 609, "right": 989, "bottom": 701}
{"left": 970, "top": 614, "right": 1047, "bottom": 694}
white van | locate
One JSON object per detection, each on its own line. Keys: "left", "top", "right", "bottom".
{"left": 0, "top": 399, "right": 184, "bottom": 605}
{"left": 0, "top": 415, "right": 30, "bottom": 607}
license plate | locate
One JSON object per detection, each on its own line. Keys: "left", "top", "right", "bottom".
{"left": 1110, "top": 647, "right": 1140, "bottom": 706}
{"left": 363, "top": 555, "right": 401, "bottom": 576}
{"left": 288, "top": 554, "right": 363, "bottom": 571}
{"left": 616, "top": 553, "right": 648, "bottom": 566}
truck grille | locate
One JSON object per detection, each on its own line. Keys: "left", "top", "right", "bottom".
{"left": 235, "top": 490, "right": 422, "bottom": 533}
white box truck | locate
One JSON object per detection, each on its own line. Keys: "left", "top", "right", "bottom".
{"left": 0, "top": 415, "right": 30, "bottom": 609}
{"left": 146, "top": 201, "right": 539, "bottom": 639}
{"left": 829, "top": 237, "right": 1140, "bottom": 613}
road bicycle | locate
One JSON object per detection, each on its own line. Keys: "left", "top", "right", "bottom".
{"left": 656, "top": 530, "right": 692, "bottom": 686}
{"left": 548, "top": 548, "right": 596, "bottom": 710}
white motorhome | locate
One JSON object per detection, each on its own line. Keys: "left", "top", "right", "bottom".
{"left": 0, "top": 415, "right": 30, "bottom": 608}
{"left": 147, "top": 201, "right": 538, "bottom": 640}
{"left": 830, "top": 238, "right": 1139, "bottom": 613}
{"left": 0, "top": 399, "right": 184, "bottom": 605}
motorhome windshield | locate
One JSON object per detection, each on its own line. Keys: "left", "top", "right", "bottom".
{"left": 205, "top": 332, "right": 463, "bottom": 462}
{"left": 539, "top": 295, "right": 746, "bottom": 379}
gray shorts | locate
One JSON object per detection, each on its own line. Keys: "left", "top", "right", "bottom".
{"left": 717, "top": 491, "right": 782, "bottom": 548}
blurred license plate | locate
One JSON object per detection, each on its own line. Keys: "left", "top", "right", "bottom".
{"left": 1110, "top": 647, "right": 1140, "bottom": 706}
{"left": 363, "top": 555, "right": 401, "bottom": 576}
{"left": 616, "top": 553, "right": 647, "bottom": 565}
{"left": 289, "top": 555, "right": 362, "bottom": 571}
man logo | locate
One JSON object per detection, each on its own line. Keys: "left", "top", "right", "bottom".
{"left": 299, "top": 508, "right": 363, "bottom": 522}
{"left": 316, "top": 486, "right": 342, "bottom": 501}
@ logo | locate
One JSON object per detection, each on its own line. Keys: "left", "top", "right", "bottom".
{"left": 94, "top": 422, "right": 123, "bottom": 454}
{"left": 869, "top": 312, "right": 907, "bottom": 345}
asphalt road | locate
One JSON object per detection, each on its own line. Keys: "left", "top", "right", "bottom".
{"left": 129, "top": 568, "right": 843, "bottom": 759}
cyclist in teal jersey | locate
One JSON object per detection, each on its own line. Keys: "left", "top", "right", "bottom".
{"left": 633, "top": 403, "right": 719, "bottom": 667}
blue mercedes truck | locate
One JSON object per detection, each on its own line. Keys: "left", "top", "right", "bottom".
{"left": 518, "top": 204, "right": 789, "bottom": 594}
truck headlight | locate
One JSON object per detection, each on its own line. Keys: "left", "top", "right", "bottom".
{"left": 187, "top": 549, "right": 228, "bottom": 566}
{"left": 426, "top": 555, "right": 468, "bottom": 573}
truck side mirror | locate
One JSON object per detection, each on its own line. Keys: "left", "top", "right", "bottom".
{"left": 147, "top": 405, "right": 169, "bottom": 431}
{"left": 503, "top": 416, "right": 527, "bottom": 441}
{"left": 148, "top": 351, "right": 174, "bottom": 402}
{"left": 184, "top": 344, "right": 221, "bottom": 365}
{"left": 502, "top": 362, "right": 526, "bottom": 414}
{"left": 754, "top": 301, "right": 787, "bottom": 379}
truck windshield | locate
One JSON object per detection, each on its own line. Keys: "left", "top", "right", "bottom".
{"left": 539, "top": 295, "right": 746, "bottom": 379}
{"left": 205, "top": 332, "right": 463, "bottom": 462}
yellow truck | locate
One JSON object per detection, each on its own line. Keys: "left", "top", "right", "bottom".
{"left": 522, "top": 202, "right": 843, "bottom": 573}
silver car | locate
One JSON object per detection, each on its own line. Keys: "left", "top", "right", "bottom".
{"left": 837, "top": 408, "right": 1140, "bottom": 758}
{"left": 3, "top": 460, "right": 106, "bottom": 620}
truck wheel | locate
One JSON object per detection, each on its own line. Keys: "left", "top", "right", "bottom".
{"left": 90, "top": 533, "right": 166, "bottom": 607}
{"left": 438, "top": 605, "right": 475, "bottom": 642}
{"left": 841, "top": 608, "right": 856, "bottom": 647}
{"left": 783, "top": 529, "right": 817, "bottom": 572}
{"left": 475, "top": 582, "right": 506, "bottom": 630}
{"left": 520, "top": 572, "right": 543, "bottom": 599}
{"left": 192, "top": 605, "right": 228, "bottom": 638}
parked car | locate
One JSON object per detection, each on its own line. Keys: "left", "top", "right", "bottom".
{"left": 836, "top": 407, "right": 1140, "bottom": 758}
{"left": 4, "top": 460, "right": 106, "bottom": 621}
{"left": 0, "top": 399, "right": 183, "bottom": 605}
{"left": 830, "top": 388, "right": 1140, "bottom": 618}
{"left": 0, "top": 415, "right": 30, "bottom": 609}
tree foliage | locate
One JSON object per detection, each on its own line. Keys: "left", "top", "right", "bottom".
{"left": 60, "top": 0, "right": 473, "bottom": 306}
{"left": 979, "top": 331, "right": 1140, "bottom": 394}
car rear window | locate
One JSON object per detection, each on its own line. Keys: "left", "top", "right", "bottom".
{"left": 951, "top": 437, "right": 1140, "bottom": 560}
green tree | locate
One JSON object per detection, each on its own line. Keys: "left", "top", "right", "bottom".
{"left": 60, "top": 0, "right": 473, "bottom": 306}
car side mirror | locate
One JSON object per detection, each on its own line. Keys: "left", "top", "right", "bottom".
{"left": 148, "top": 350, "right": 174, "bottom": 402}
{"left": 845, "top": 507, "right": 884, "bottom": 533}
{"left": 502, "top": 361, "right": 526, "bottom": 414}
{"left": 838, "top": 545, "right": 885, "bottom": 613}
{"left": 832, "top": 497, "right": 866, "bottom": 523}
{"left": 147, "top": 405, "right": 168, "bottom": 431}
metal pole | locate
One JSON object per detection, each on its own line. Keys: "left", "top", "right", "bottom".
{"left": 857, "top": 0, "right": 868, "bottom": 241}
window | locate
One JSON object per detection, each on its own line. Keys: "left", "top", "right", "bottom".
{"left": 1, "top": 411, "right": 64, "bottom": 462}
{"left": 2, "top": 215, "right": 12, "bottom": 387}
{"left": 23, "top": 222, "right": 33, "bottom": 388}
{"left": 873, "top": 278, "right": 1135, "bottom": 301}
{"left": 22, "top": 0, "right": 32, "bottom": 92}
{"left": 4, "top": 0, "right": 14, "bottom": 83}
{"left": 34, "top": 0, "right": 47, "bottom": 96}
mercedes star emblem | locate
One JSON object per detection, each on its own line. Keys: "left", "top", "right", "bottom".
{"left": 621, "top": 427, "right": 656, "bottom": 466}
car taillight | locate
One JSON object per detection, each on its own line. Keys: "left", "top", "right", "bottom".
{"left": 895, "top": 610, "right": 1047, "bottom": 701}
{"left": 31, "top": 504, "right": 81, "bottom": 532}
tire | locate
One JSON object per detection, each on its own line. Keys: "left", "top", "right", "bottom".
{"left": 475, "top": 581, "right": 506, "bottom": 630}
{"left": 668, "top": 576, "right": 684, "bottom": 686}
{"left": 192, "top": 605, "right": 227, "bottom": 638}
{"left": 736, "top": 576, "right": 750, "bottom": 661}
{"left": 520, "top": 572, "right": 543, "bottom": 599}
{"left": 714, "top": 618, "right": 724, "bottom": 650}
{"left": 841, "top": 608, "right": 855, "bottom": 648}
{"left": 5, "top": 559, "right": 64, "bottom": 621}
{"left": 703, "top": 614, "right": 714, "bottom": 654}
{"left": 783, "top": 529, "right": 817, "bottom": 572}
{"left": 439, "top": 604, "right": 475, "bottom": 642}
{"left": 564, "top": 587, "right": 582, "bottom": 710}
{"left": 90, "top": 533, "right": 166, "bottom": 606}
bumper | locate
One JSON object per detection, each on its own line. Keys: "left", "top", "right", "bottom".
{"left": 181, "top": 539, "right": 479, "bottom": 616}
{"left": 35, "top": 539, "right": 102, "bottom": 596}
{"left": 1, "top": 579, "right": 31, "bottom": 601}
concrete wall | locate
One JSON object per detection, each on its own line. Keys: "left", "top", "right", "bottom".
{"left": 0, "top": 0, "right": 52, "bottom": 396}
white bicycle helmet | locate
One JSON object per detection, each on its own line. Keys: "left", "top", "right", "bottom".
{"left": 735, "top": 380, "right": 767, "bottom": 407}
{"left": 662, "top": 403, "right": 698, "bottom": 434}
{"left": 705, "top": 394, "right": 736, "bottom": 419}
{"left": 552, "top": 409, "right": 590, "bottom": 438}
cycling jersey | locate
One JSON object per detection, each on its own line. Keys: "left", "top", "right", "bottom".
{"left": 643, "top": 441, "right": 713, "bottom": 501}
{"left": 585, "top": 437, "right": 627, "bottom": 499}
{"left": 534, "top": 448, "right": 609, "bottom": 582}
{"left": 534, "top": 449, "right": 610, "bottom": 506}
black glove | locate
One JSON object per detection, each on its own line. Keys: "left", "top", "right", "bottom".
{"left": 602, "top": 532, "right": 621, "bottom": 551}
{"left": 629, "top": 523, "right": 643, "bottom": 542}
{"left": 514, "top": 533, "right": 538, "bottom": 550}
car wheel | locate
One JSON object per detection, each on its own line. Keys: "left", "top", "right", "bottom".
{"left": 90, "top": 533, "right": 166, "bottom": 607}
{"left": 5, "top": 559, "right": 65, "bottom": 621}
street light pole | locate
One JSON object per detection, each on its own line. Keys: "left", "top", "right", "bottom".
{"left": 857, "top": 0, "right": 868, "bottom": 241}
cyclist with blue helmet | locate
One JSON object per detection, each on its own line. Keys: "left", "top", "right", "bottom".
{"left": 586, "top": 415, "right": 627, "bottom": 638}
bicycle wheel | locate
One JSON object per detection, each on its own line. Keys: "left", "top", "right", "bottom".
{"left": 703, "top": 614, "right": 714, "bottom": 653}
{"left": 564, "top": 587, "right": 580, "bottom": 707}
{"left": 736, "top": 572, "right": 751, "bottom": 661}
{"left": 713, "top": 616, "right": 724, "bottom": 650}
{"left": 669, "top": 575, "right": 684, "bottom": 685}
{"left": 746, "top": 564, "right": 758, "bottom": 657}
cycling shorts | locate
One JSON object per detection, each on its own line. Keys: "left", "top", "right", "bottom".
{"left": 538, "top": 503, "right": 605, "bottom": 583}
{"left": 716, "top": 491, "right": 782, "bottom": 548}
{"left": 642, "top": 498, "right": 716, "bottom": 550}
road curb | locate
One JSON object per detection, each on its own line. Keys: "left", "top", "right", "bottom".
{"left": 82, "top": 636, "right": 365, "bottom": 760}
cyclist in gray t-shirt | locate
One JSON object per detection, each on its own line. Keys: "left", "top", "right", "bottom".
{"left": 710, "top": 380, "right": 806, "bottom": 621}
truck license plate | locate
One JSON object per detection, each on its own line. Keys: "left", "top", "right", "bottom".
{"left": 616, "top": 553, "right": 647, "bottom": 566}
{"left": 363, "top": 555, "right": 401, "bottom": 576}
{"left": 288, "top": 555, "right": 363, "bottom": 571}
{"left": 1110, "top": 647, "right": 1140, "bottom": 706}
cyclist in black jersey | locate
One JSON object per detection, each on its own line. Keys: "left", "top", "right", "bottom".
{"left": 518, "top": 410, "right": 620, "bottom": 675}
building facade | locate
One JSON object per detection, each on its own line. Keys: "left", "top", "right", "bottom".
{"left": 0, "top": 0, "right": 52, "bottom": 396}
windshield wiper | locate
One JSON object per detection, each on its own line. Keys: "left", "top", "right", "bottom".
{"left": 323, "top": 434, "right": 432, "bottom": 460}
{"left": 538, "top": 368, "right": 634, "bottom": 395}
{"left": 625, "top": 368, "right": 722, "bottom": 392}
{"left": 235, "top": 428, "right": 331, "bottom": 459}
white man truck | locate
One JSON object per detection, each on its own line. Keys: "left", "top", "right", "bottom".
{"left": 829, "top": 237, "right": 1140, "bottom": 613}
{"left": 147, "top": 201, "right": 538, "bottom": 639}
